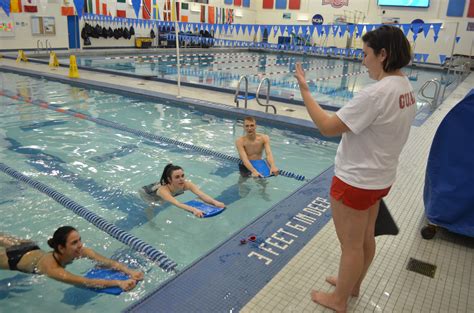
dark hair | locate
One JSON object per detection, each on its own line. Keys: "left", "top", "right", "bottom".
{"left": 47, "top": 226, "right": 77, "bottom": 253}
{"left": 362, "top": 25, "right": 411, "bottom": 73}
{"left": 160, "top": 163, "right": 183, "bottom": 185}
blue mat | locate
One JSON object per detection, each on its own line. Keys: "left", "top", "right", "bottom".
{"left": 84, "top": 268, "right": 130, "bottom": 295}
{"left": 424, "top": 92, "right": 474, "bottom": 237}
{"left": 184, "top": 200, "right": 225, "bottom": 218}
{"left": 250, "top": 160, "right": 271, "bottom": 178}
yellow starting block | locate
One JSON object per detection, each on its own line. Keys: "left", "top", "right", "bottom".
{"left": 69, "top": 55, "right": 79, "bottom": 78}
{"left": 16, "top": 50, "right": 28, "bottom": 63}
{"left": 49, "top": 52, "right": 59, "bottom": 68}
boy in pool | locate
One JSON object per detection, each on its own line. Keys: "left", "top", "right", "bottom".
{"left": 235, "top": 116, "right": 279, "bottom": 178}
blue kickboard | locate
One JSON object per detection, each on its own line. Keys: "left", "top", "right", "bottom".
{"left": 84, "top": 268, "right": 130, "bottom": 295}
{"left": 250, "top": 160, "right": 271, "bottom": 177}
{"left": 184, "top": 200, "right": 225, "bottom": 218}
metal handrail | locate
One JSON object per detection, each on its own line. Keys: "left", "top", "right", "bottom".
{"left": 36, "top": 40, "right": 43, "bottom": 54}
{"left": 418, "top": 78, "right": 441, "bottom": 108}
{"left": 444, "top": 56, "right": 471, "bottom": 85}
{"left": 234, "top": 75, "right": 250, "bottom": 109}
{"left": 256, "top": 78, "right": 277, "bottom": 114}
{"left": 45, "top": 39, "right": 52, "bottom": 52}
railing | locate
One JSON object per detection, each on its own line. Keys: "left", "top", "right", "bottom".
{"left": 35, "top": 39, "right": 53, "bottom": 54}
{"left": 418, "top": 78, "right": 441, "bottom": 109}
{"left": 256, "top": 77, "right": 277, "bottom": 114}
{"left": 35, "top": 39, "right": 44, "bottom": 54}
{"left": 234, "top": 75, "right": 254, "bottom": 109}
{"left": 444, "top": 55, "right": 472, "bottom": 85}
{"left": 45, "top": 39, "right": 52, "bottom": 52}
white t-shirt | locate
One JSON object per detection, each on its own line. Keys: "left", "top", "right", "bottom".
{"left": 334, "top": 75, "right": 416, "bottom": 189}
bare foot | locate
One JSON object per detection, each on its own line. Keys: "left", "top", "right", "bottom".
{"left": 325, "top": 276, "right": 359, "bottom": 297}
{"left": 311, "top": 290, "right": 347, "bottom": 313}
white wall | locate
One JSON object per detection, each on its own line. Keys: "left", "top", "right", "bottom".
{"left": 0, "top": 3, "right": 69, "bottom": 52}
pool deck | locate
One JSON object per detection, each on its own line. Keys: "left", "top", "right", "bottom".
{"left": 1, "top": 54, "right": 473, "bottom": 313}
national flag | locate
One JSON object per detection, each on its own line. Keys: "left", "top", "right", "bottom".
{"left": 173, "top": 1, "right": 180, "bottom": 21}
{"left": 288, "top": 0, "right": 300, "bottom": 10}
{"left": 102, "top": 0, "right": 108, "bottom": 15}
{"left": 61, "top": 6, "right": 75, "bottom": 15}
{"left": 208, "top": 5, "right": 215, "bottom": 24}
{"left": 200, "top": 4, "right": 205, "bottom": 23}
{"left": 117, "top": 0, "right": 126, "bottom": 17}
{"left": 163, "top": 0, "right": 171, "bottom": 21}
{"left": 215, "top": 6, "right": 220, "bottom": 23}
{"left": 142, "top": 0, "right": 151, "bottom": 19}
{"left": 468, "top": 0, "right": 474, "bottom": 18}
{"left": 152, "top": 0, "right": 159, "bottom": 20}
{"left": 226, "top": 8, "right": 234, "bottom": 24}
{"left": 10, "top": 0, "right": 23, "bottom": 13}
{"left": 107, "top": 0, "right": 116, "bottom": 17}
{"left": 23, "top": 0, "right": 38, "bottom": 12}
{"left": 262, "top": 0, "right": 273, "bottom": 9}
{"left": 180, "top": 1, "right": 188, "bottom": 21}
{"left": 95, "top": 0, "right": 100, "bottom": 13}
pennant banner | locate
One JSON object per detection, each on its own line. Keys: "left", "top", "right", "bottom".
{"left": 1, "top": 0, "right": 10, "bottom": 15}
{"left": 23, "top": 0, "right": 37, "bottom": 12}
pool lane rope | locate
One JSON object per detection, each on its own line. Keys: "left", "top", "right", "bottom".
{"left": 0, "top": 162, "right": 177, "bottom": 272}
{"left": 1, "top": 90, "right": 305, "bottom": 181}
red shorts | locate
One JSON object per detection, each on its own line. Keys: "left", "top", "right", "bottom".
{"left": 330, "top": 176, "right": 391, "bottom": 211}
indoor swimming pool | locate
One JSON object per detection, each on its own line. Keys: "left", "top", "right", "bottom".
{"left": 0, "top": 71, "right": 337, "bottom": 312}
{"left": 62, "top": 50, "right": 458, "bottom": 108}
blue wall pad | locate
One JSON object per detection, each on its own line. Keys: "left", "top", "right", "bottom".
{"left": 125, "top": 166, "right": 334, "bottom": 312}
{"left": 446, "top": 0, "right": 466, "bottom": 17}
{"left": 423, "top": 92, "right": 474, "bottom": 237}
{"left": 0, "top": 162, "right": 177, "bottom": 271}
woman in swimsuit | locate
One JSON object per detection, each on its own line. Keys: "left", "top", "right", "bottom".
{"left": 0, "top": 226, "right": 143, "bottom": 291}
{"left": 143, "top": 163, "right": 225, "bottom": 218}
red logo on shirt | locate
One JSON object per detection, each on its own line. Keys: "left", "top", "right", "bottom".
{"left": 399, "top": 91, "right": 416, "bottom": 109}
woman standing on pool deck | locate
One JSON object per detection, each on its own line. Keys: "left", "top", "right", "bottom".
{"left": 144, "top": 163, "right": 225, "bottom": 218}
{"left": 294, "top": 25, "right": 415, "bottom": 312}
{"left": 0, "top": 226, "right": 143, "bottom": 291}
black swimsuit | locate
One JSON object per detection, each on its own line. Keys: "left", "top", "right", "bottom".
{"left": 6, "top": 242, "right": 41, "bottom": 272}
{"left": 238, "top": 163, "right": 252, "bottom": 177}
{"left": 142, "top": 183, "right": 184, "bottom": 199}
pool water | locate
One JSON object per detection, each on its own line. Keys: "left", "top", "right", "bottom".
{"left": 68, "top": 51, "right": 457, "bottom": 108}
{"left": 0, "top": 71, "right": 337, "bottom": 312}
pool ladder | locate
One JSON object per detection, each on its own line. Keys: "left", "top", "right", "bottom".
{"left": 418, "top": 78, "right": 443, "bottom": 109}
{"left": 35, "top": 39, "right": 52, "bottom": 54}
{"left": 234, "top": 75, "right": 256, "bottom": 109}
{"left": 256, "top": 77, "right": 277, "bottom": 114}
{"left": 234, "top": 75, "right": 277, "bottom": 114}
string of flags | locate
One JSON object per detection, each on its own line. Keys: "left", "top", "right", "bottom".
{"left": 74, "top": 13, "right": 454, "bottom": 64}
{"left": 81, "top": 14, "right": 444, "bottom": 43}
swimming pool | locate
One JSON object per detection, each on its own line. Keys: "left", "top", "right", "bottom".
{"left": 65, "top": 50, "right": 457, "bottom": 108}
{"left": 0, "top": 70, "right": 337, "bottom": 312}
